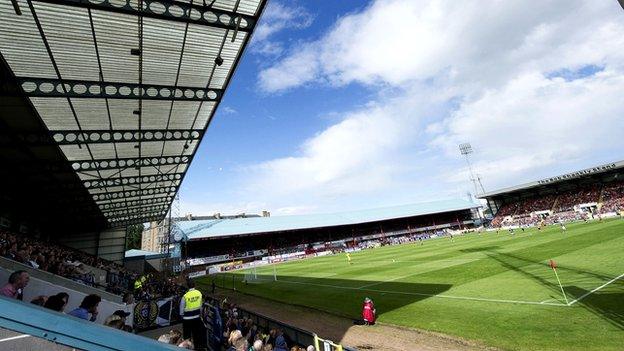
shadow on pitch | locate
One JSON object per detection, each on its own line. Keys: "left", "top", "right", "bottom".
{"left": 201, "top": 274, "right": 452, "bottom": 342}
{"left": 566, "top": 286, "right": 624, "bottom": 330}
{"left": 486, "top": 251, "right": 624, "bottom": 330}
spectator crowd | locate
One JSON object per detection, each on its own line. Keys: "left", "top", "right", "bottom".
{"left": 491, "top": 180, "right": 624, "bottom": 227}
{"left": 157, "top": 296, "right": 317, "bottom": 351}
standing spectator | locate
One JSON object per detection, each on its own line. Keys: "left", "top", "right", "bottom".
{"left": 180, "top": 279, "right": 207, "bottom": 350}
{"left": 68, "top": 294, "right": 101, "bottom": 322}
{"left": 0, "top": 270, "right": 29, "bottom": 300}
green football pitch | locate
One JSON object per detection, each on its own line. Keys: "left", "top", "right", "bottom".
{"left": 198, "top": 219, "right": 624, "bottom": 350}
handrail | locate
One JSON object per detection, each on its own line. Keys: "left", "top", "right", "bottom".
{"left": 0, "top": 295, "right": 177, "bottom": 351}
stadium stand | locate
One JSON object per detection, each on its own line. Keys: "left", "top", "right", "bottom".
{"left": 0, "top": 229, "right": 134, "bottom": 294}
{"left": 482, "top": 161, "right": 624, "bottom": 228}
{"left": 171, "top": 199, "right": 480, "bottom": 276}
{"left": 0, "top": 0, "right": 277, "bottom": 347}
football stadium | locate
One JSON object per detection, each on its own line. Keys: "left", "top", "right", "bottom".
{"left": 1, "top": 1, "right": 624, "bottom": 351}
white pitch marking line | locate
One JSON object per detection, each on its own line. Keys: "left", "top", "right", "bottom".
{"left": 0, "top": 335, "right": 31, "bottom": 343}
{"left": 540, "top": 299, "right": 558, "bottom": 304}
{"left": 567, "top": 272, "right": 624, "bottom": 306}
{"left": 272, "top": 278, "right": 567, "bottom": 307}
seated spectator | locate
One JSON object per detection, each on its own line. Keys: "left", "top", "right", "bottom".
{"left": 250, "top": 339, "right": 263, "bottom": 351}
{"left": 68, "top": 294, "right": 101, "bottom": 322}
{"left": 104, "top": 314, "right": 122, "bottom": 326}
{"left": 228, "top": 330, "right": 248, "bottom": 351}
{"left": 122, "top": 292, "right": 135, "bottom": 305}
{"left": 30, "top": 295, "right": 47, "bottom": 306}
{"left": 106, "top": 319, "right": 125, "bottom": 330}
{"left": 0, "top": 270, "right": 29, "bottom": 300}
{"left": 103, "top": 310, "right": 132, "bottom": 332}
{"left": 178, "top": 339, "right": 194, "bottom": 349}
{"left": 44, "top": 292, "right": 69, "bottom": 312}
{"left": 168, "top": 329, "right": 182, "bottom": 345}
{"left": 112, "top": 309, "right": 131, "bottom": 324}
{"left": 157, "top": 334, "right": 171, "bottom": 343}
{"left": 274, "top": 330, "right": 288, "bottom": 351}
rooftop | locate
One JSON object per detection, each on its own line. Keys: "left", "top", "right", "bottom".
{"left": 479, "top": 160, "right": 624, "bottom": 198}
{"left": 176, "top": 198, "right": 480, "bottom": 240}
{"left": 0, "top": 0, "right": 267, "bottom": 228}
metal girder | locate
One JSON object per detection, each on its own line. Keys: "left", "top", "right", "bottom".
{"left": 99, "top": 196, "right": 172, "bottom": 209}
{"left": 1, "top": 129, "right": 202, "bottom": 146}
{"left": 69, "top": 155, "right": 190, "bottom": 171}
{"left": 102, "top": 204, "right": 168, "bottom": 217}
{"left": 90, "top": 185, "right": 177, "bottom": 200}
{"left": 18, "top": 77, "right": 224, "bottom": 101}
{"left": 108, "top": 210, "right": 167, "bottom": 221}
{"left": 33, "top": 0, "right": 257, "bottom": 32}
{"left": 52, "top": 129, "right": 202, "bottom": 145}
{"left": 81, "top": 173, "right": 182, "bottom": 189}
{"left": 95, "top": 193, "right": 171, "bottom": 205}
{"left": 110, "top": 214, "right": 164, "bottom": 227}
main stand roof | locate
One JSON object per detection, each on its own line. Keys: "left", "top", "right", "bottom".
{"left": 0, "top": 0, "right": 267, "bottom": 229}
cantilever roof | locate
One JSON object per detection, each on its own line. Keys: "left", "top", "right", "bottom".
{"left": 0, "top": 0, "right": 266, "bottom": 227}
{"left": 177, "top": 199, "right": 480, "bottom": 240}
{"left": 479, "top": 160, "right": 624, "bottom": 198}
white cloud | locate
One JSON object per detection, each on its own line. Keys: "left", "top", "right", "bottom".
{"left": 434, "top": 70, "right": 624, "bottom": 187}
{"left": 241, "top": 0, "right": 624, "bottom": 213}
{"left": 251, "top": 1, "right": 314, "bottom": 57}
{"left": 221, "top": 106, "right": 237, "bottom": 115}
{"left": 259, "top": 0, "right": 624, "bottom": 93}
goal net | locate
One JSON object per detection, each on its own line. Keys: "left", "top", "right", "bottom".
{"left": 243, "top": 266, "right": 277, "bottom": 283}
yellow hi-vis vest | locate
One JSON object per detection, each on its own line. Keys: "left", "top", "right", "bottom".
{"left": 134, "top": 279, "right": 142, "bottom": 290}
{"left": 182, "top": 289, "right": 202, "bottom": 319}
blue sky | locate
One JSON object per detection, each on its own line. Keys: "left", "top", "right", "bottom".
{"left": 179, "top": 0, "right": 624, "bottom": 216}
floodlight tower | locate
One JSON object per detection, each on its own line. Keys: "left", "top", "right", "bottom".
{"left": 459, "top": 143, "right": 486, "bottom": 197}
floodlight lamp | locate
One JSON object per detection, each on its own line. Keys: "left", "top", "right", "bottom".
{"left": 459, "top": 143, "right": 473, "bottom": 155}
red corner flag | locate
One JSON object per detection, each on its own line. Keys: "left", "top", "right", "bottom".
{"left": 549, "top": 259, "right": 557, "bottom": 269}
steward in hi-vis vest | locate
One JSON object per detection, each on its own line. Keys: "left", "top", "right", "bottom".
{"left": 180, "top": 279, "right": 207, "bottom": 350}
{"left": 182, "top": 289, "right": 202, "bottom": 319}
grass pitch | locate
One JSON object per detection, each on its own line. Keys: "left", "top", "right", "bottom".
{"left": 198, "top": 219, "right": 624, "bottom": 350}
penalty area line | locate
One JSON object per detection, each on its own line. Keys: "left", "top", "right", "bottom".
{"left": 567, "top": 272, "right": 624, "bottom": 306}
{"left": 270, "top": 278, "right": 567, "bottom": 307}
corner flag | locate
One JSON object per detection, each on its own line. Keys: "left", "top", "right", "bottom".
{"left": 549, "top": 259, "right": 557, "bottom": 269}
{"left": 549, "top": 259, "right": 568, "bottom": 305}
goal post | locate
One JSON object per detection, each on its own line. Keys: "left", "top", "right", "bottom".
{"left": 243, "top": 266, "right": 277, "bottom": 283}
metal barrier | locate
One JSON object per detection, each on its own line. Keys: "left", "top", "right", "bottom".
{"left": 206, "top": 296, "right": 356, "bottom": 351}
{"left": 0, "top": 295, "right": 177, "bottom": 351}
